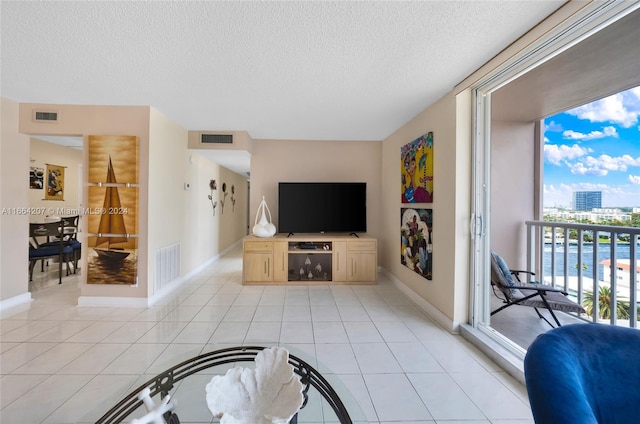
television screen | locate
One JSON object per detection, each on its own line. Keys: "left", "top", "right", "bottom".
{"left": 278, "top": 182, "right": 366, "bottom": 234}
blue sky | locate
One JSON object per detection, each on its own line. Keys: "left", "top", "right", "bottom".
{"left": 543, "top": 85, "right": 640, "bottom": 208}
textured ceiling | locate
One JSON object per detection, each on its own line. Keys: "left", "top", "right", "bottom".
{"left": 2, "top": 1, "right": 564, "bottom": 143}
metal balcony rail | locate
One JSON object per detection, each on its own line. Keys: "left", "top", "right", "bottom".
{"left": 526, "top": 220, "right": 640, "bottom": 327}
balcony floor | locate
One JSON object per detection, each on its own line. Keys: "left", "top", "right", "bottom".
{"left": 489, "top": 292, "right": 586, "bottom": 350}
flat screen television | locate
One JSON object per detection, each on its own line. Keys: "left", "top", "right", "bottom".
{"left": 278, "top": 182, "right": 366, "bottom": 235}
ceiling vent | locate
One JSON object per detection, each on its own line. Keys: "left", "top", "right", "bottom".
{"left": 33, "top": 110, "right": 59, "bottom": 122}
{"left": 201, "top": 134, "right": 233, "bottom": 144}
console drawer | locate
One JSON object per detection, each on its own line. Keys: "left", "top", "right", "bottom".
{"left": 348, "top": 240, "right": 376, "bottom": 252}
{"left": 244, "top": 240, "right": 273, "bottom": 252}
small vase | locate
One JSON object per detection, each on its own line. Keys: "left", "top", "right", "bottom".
{"left": 252, "top": 196, "right": 276, "bottom": 238}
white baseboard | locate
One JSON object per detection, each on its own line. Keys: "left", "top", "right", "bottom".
{"left": 77, "top": 295, "right": 149, "bottom": 308}
{"left": 78, "top": 240, "right": 242, "bottom": 309}
{"left": 380, "top": 268, "right": 459, "bottom": 333}
{"left": 0, "top": 292, "right": 32, "bottom": 312}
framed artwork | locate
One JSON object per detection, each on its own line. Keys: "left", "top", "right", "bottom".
{"left": 401, "top": 208, "right": 433, "bottom": 280}
{"left": 87, "top": 185, "right": 138, "bottom": 237}
{"left": 401, "top": 132, "right": 433, "bottom": 203}
{"left": 45, "top": 164, "right": 65, "bottom": 200}
{"left": 87, "top": 135, "right": 139, "bottom": 285}
{"left": 88, "top": 135, "right": 139, "bottom": 184}
{"left": 87, "top": 236, "right": 138, "bottom": 285}
{"left": 30, "top": 166, "right": 44, "bottom": 189}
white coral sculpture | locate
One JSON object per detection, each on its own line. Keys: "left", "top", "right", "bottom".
{"left": 205, "top": 347, "right": 304, "bottom": 424}
{"left": 131, "top": 387, "right": 177, "bottom": 424}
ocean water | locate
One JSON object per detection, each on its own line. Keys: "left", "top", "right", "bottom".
{"left": 543, "top": 243, "right": 636, "bottom": 282}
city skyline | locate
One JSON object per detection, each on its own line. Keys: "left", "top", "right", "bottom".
{"left": 543, "top": 85, "right": 640, "bottom": 208}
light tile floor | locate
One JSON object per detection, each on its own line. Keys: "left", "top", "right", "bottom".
{"left": 1, "top": 246, "right": 534, "bottom": 423}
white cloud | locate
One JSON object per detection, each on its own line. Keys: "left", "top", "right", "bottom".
{"left": 620, "top": 154, "right": 640, "bottom": 167}
{"left": 566, "top": 154, "right": 640, "bottom": 176}
{"left": 629, "top": 175, "right": 640, "bottom": 185}
{"left": 568, "top": 162, "right": 608, "bottom": 176}
{"left": 544, "top": 120, "right": 563, "bottom": 132}
{"left": 543, "top": 183, "right": 574, "bottom": 208}
{"left": 566, "top": 87, "right": 640, "bottom": 128}
{"left": 562, "top": 126, "right": 618, "bottom": 140}
{"left": 544, "top": 143, "right": 590, "bottom": 165}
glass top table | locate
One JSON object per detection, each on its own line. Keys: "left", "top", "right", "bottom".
{"left": 96, "top": 346, "right": 357, "bottom": 424}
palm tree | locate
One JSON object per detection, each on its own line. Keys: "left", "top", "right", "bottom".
{"left": 583, "top": 286, "right": 630, "bottom": 320}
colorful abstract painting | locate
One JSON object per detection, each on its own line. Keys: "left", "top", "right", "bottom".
{"left": 45, "top": 164, "right": 65, "bottom": 200}
{"left": 401, "top": 208, "right": 433, "bottom": 280}
{"left": 401, "top": 132, "right": 433, "bottom": 203}
{"left": 30, "top": 166, "right": 44, "bottom": 189}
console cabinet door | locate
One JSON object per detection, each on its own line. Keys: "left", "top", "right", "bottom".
{"left": 243, "top": 240, "right": 273, "bottom": 283}
{"left": 348, "top": 253, "right": 377, "bottom": 282}
{"left": 243, "top": 253, "right": 273, "bottom": 282}
{"left": 348, "top": 240, "right": 377, "bottom": 282}
{"left": 332, "top": 241, "right": 347, "bottom": 282}
{"left": 273, "top": 241, "right": 288, "bottom": 282}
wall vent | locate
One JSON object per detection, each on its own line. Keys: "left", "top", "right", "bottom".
{"left": 201, "top": 134, "right": 233, "bottom": 144}
{"left": 33, "top": 111, "right": 59, "bottom": 122}
{"left": 154, "top": 243, "right": 180, "bottom": 292}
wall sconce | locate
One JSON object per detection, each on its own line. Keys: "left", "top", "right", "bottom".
{"left": 208, "top": 179, "right": 217, "bottom": 216}
{"left": 231, "top": 185, "right": 236, "bottom": 212}
{"left": 220, "top": 182, "right": 228, "bottom": 214}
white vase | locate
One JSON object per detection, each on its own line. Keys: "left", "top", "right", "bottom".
{"left": 252, "top": 196, "right": 276, "bottom": 238}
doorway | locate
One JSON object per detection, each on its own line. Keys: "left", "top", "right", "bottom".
{"left": 28, "top": 135, "right": 83, "bottom": 296}
{"left": 469, "top": 2, "right": 640, "bottom": 355}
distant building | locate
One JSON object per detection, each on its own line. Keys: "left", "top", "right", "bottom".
{"left": 600, "top": 259, "right": 640, "bottom": 298}
{"left": 543, "top": 208, "right": 631, "bottom": 223}
{"left": 573, "top": 191, "right": 602, "bottom": 211}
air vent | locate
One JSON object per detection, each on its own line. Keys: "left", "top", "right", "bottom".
{"left": 201, "top": 134, "right": 233, "bottom": 144}
{"left": 33, "top": 111, "right": 59, "bottom": 122}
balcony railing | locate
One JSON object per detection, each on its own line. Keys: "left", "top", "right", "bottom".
{"left": 525, "top": 220, "right": 640, "bottom": 327}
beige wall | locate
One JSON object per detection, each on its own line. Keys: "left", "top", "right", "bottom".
{"left": 490, "top": 121, "right": 537, "bottom": 267}
{"left": 217, "top": 167, "right": 249, "bottom": 246}
{"left": 148, "top": 108, "right": 188, "bottom": 297}
{"left": 183, "top": 154, "right": 249, "bottom": 272}
{"left": 148, "top": 108, "right": 249, "bottom": 296}
{"left": 1, "top": 101, "right": 248, "bottom": 306}
{"left": 18, "top": 103, "right": 151, "bottom": 300}
{"left": 380, "top": 91, "right": 472, "bottom": 328}
{"left": 1, "top": 98, "right": 30, "bottom": 304}
{"left": 250, "top": 139, "right": 382, "bottom": 239}
{"left": 29, "top": 138, "right": 82, "bottom": 219}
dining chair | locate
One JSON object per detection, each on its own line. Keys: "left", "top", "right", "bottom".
{"left": 28, "top": 221, "right": 74, "bottom": 284}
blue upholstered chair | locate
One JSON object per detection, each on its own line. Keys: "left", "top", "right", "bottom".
{"left": 524, "top": 323, "right": 640, "bottom": 424}
{"left": 61, "top": 215, "right": 81, "bottom": 272}
{"left": 29, "top": 221, "right": 74, "bottom": 284}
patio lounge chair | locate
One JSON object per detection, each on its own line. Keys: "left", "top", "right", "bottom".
{"left": 490, "top": 251, "right": 585, "bottom": 327}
